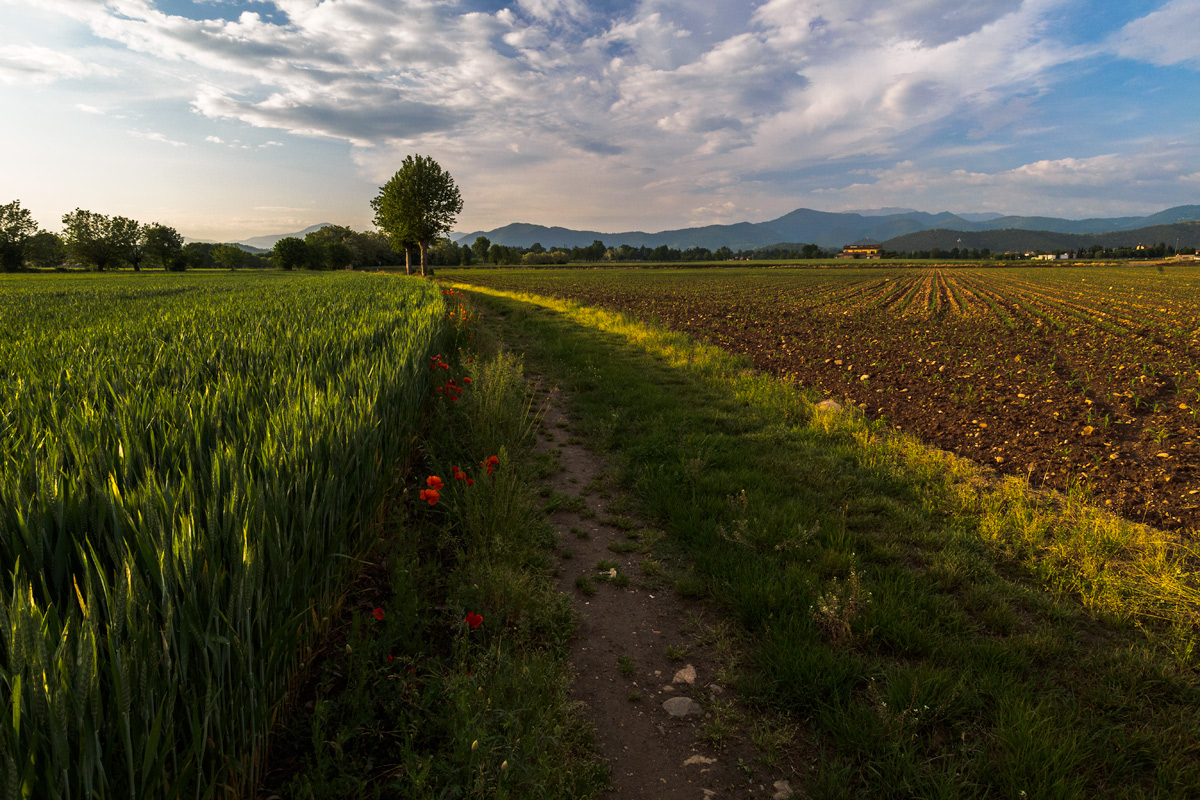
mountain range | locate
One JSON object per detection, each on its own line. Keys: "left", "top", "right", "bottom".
{"left": 877, "top": 221, "right": 1200, "bottom": 253}
{"left": 452, "top": 206, "right": 1200, "bottom": 251}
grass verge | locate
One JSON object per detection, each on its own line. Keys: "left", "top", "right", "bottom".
{"left": 261, "top": 295, "right": 605, "bottom": 799}
{"left": 452, "top": 282, "right": 1200, "bottom": 799}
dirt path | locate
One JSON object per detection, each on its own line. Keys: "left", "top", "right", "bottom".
{"left": 530, "top": 380, "right": 804, "bottom": 800}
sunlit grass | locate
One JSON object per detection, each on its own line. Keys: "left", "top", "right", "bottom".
{"left": 450, "top": 280, "right": 1200, "bottom": 798}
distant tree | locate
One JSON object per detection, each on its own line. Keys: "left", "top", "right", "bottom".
{"left": 213, "top": 243, "right": 247, "bottom": 270}
{"left": 326, "top": 241, "right": 354, "bottom": 270}
{"left": 371, "top": 155, "right": 464, "bottom": 276}
{"left": 61, "top": 209, "right": 141, "bottom": 271}
{"left": 1, "top": 200, "right": 39, "bottom": 271}
{"left": 26, "top": 231, "right": 64, "bottom": 269}
{"left": 488, "top": 243, "right": 506, "bottom": 265}
{"left": 350, "top": 230, "right": 398, "bottom": 269}
{"left": 120, "top": 220, "right": 148, "bottom": 271}
{"left": 472, "top": 236, "right": 491, "bottom": 263}
{"left": 272, "top": 237, "right": 308, "bottom": 270}
{"left": 304, "top": 225, "right": 357, "bottom": 269}
{"left": 143, "top": 224, "right": 184, "bottom": 270}
{"left": 460, "top": 243, "right": 473, "bottom": 266}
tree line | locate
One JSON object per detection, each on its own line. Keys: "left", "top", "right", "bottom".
{"left": 0, "top": 199, "right": 421, "bottom": 272}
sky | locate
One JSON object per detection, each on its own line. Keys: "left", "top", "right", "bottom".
{"left": 1, "top": 0, "right": 1198, "bottom": 242}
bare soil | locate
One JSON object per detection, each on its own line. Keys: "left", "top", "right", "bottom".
{"left": 531, "top": 379, "right": 808, "bottom": 799}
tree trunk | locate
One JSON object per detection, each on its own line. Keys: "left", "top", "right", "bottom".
{"left": 419, "top": 241, "right": 426, "bottom": 276}
{"left": 404, "top": 248, "right": 411, "bottom": 275}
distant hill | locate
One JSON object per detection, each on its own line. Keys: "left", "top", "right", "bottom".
{"left": 455, "top": 206, "right": 1200, "bottom": 251}
{"left": 238, "top": 223, "right": 334, "bottom": 250}
{"left": 877, "top": 221, "right": 1200, "bottom": 253}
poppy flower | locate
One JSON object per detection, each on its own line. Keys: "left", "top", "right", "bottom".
{"left": 466, "top": 478, "right": 474, "bottom": 486}
{"left": 419, "top": 488, "right": 440, "bottom": 505}
{"left": 373, "top": 607, "right": 385, "bottom": 621}
{"left": 484, "top": 455, "right": 499, "bottom": 474}
{"left": 465, "top": 612, "right": 483, "bottom": 629}
{"left": 426, "top": 475, "right": 444, "bottom": 491}
{"left": 463, "top": 377, "right": 473, "bottom": 385}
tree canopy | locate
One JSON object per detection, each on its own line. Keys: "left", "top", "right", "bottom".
{"left": 61, "top": 209, "right": 142, "bottom": 271}
{"left": 371, "top": 155, "right": 463, "bottom": 276}
{"left": 272, "top": 237, "right": 308, "bottom": 270}
{"left": 143, "top": 223, "right": 184, "bottom": 270}
{"left": 1, "top": 200, "right": 39, "bottom": 272}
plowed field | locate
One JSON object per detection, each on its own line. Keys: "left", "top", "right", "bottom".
{"left": 449, "top": 265, "right": 1200, "bottom": 533}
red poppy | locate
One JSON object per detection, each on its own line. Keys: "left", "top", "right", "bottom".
{"left": 465, "top": 612, "right": 483, "bottom": 629}
{"left": 373, "top": 607, "right": 385, "bottom": 621}
{"left": 419, "top": 488, "right": 440, "bottom": 505}
{"left": 426, "top": 475, "right": 444, "bottom": 491}
{"left": 463, "top": 377, "right": 473, "bottom": 385}
{"left": 484, "top": 455, "right": 499, "bottom": 474}
{"left": 387, "top": 654, "right": 394, "bottom": 662}
{"left": 466, "top": 478, "right": 474, "bottom": 486}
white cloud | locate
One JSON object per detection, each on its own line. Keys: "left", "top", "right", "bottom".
{"left": 810, "top": 143, "right": 1200, "bottom": 216}
{"left": 0, "top": 42, "right": 111, "bottom": 84}
{"left": 3, "top": 0, "right": 1194, "bottom": 236}
{"left": 129, "top": 129, "right": 187, "bottom": 146}
{"left": 1110, "top": 0, "right": 1200, "bottom": 68}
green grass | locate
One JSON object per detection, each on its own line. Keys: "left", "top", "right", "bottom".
{"left": 451, "top": 281, "right": 1200, "bottom": 798}
{"left": 266, "top": 342, "right": 605, "bottom": 799}
{"left": 0, "top": 272, "right": 449, "bottom": 799}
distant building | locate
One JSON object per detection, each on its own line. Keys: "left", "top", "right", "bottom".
{"left": 838, "top": 245, "right": 881, "bottom": 259}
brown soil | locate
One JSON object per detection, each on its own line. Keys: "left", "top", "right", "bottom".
{"left": 531, "top": 379, "right": 808, "bottom": 799}
{"left": 454, "top": 270, "right": 1200, "bottom": 535}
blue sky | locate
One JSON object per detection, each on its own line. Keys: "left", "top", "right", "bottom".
{"left": 1, "top": 0, "right": 1197, "bottom": 242}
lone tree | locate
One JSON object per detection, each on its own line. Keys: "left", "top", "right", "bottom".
{"left": 1, "top": 200, "right": 39, "bottom": 271}
{"left": 371, "top": 155, "right": 463, "bottom": 276}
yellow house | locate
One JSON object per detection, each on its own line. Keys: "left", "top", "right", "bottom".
{"left": 838, "top": 245, "right": 881, "bottom": 259}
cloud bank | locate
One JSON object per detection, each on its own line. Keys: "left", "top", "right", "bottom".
{"left": 3, "top": 0, "right": 1198, "bottom": 233}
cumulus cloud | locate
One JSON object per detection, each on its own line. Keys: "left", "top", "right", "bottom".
{"left": 4, "top": 0, "right": 1192, "bottom": 232}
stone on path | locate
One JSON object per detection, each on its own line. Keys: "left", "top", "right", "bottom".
{"left": 662, "top": 696, "right": 703, "bottom": 716}
{"left": 673, "top": 664, "right": 697, "bottom": 685}
{"left": 815, "top": 399, "right": 842, "bottom": 412}
{"left": 683, "top": 755, "right": 716, "bottom": 766}
{"left": 773, "top": 779, "right": 794, "bottom": 799}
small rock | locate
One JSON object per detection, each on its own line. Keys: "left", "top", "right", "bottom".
{"left": 773, "top": 779, "right": 794, "bottom": 799}
{"left": 702, "top": 791, "right": 717, "bottom": 798}
{"left": 859, "top": 374, "right": 869, "bottom": 381}
{"left": 663, "top": 696, "right": 704, "bottom": 716}
{"left": 662, "top": 685, "right": 676, "bottom": 692}
{"left": 673, "top": 664, "right": 697, "bottom": 685}
{"left": 684, "top": 755, "right": 716, "bottom": 766}
{"left": 815, "top": 399, "right": 842, "bottom": 412}
{"left": 707, "top": 683, "right": 725, "bottom": 695}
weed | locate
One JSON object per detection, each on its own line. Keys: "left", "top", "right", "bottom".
{"left": 617, "top": 655, "right": 635, "bottom": 676}
{"left": 666, "top": 645, "right": 690, "bottom": 660}
{"left": 811, "top": 566, "right": 871, "bottom": 647}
